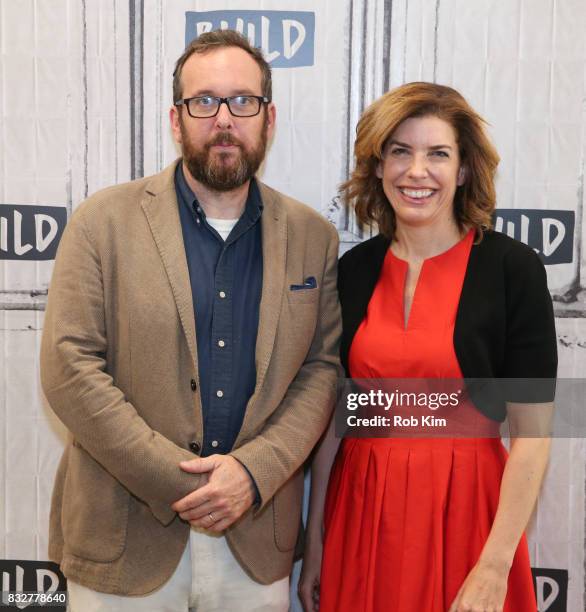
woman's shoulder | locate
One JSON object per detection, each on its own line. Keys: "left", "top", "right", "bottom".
{"left": 471, "top": 230, "right": 549, "bottom": 299}
{"left": 473, "top": 229, "right": 545, "bottom": 272}
{"left": 337, "top": 234, "right": 390, "bottom": 297}
{"left": 476, "top": 229, "right": 539, "bottom": 259}
{"left": 339, "top": 234, "right": 390, "bottom": 271}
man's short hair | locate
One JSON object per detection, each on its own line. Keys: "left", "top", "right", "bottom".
{"left": 173, "top": 30, "right": 272, "bottom": 103}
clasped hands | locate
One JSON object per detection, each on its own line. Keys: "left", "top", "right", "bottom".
{"left": 171, "top": 455, "right": 255, "bottom": 533}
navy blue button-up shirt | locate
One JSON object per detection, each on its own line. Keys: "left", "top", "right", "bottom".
{"left": 175, "top": 163, "right": 263, "bottom": 457}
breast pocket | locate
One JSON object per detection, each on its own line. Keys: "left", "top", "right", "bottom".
{"left": 287, "top": 287, "right": 320, "bottom": 305}
{"left": 286, "top": 287, "right": 320, "bottom": 332}
{"left": 280, "top": 288, "right": 321, "bottom": 369}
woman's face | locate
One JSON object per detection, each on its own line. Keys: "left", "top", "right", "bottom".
{"left": 376, "top": 115, "right": 465, "bottom": 230}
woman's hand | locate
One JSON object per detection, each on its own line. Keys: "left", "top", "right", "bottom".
{"left": 448, "top": 559, "right": 509, "bottom": 612}
{"left": 298, "top": 532, "right": 324, "bottom": 612}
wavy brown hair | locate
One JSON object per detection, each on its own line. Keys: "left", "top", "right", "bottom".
{"left": 342, "top": 82, "right": 500, "bottom": 239}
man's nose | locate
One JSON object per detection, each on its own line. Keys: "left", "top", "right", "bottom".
{"left": 214, "top": 101, "right": 234, "bottom": 129}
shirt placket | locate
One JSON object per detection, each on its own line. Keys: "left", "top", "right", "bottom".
{"left": 205, "top": 244, "right": 234, "bottom": 455}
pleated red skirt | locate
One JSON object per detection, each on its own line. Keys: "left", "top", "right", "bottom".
{"left": 320, "top": 437, "right": 537, "bottom": 611}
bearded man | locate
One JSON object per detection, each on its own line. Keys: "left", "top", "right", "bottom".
{"left": 40, "top": 30, "right": 340, "bottom": 611}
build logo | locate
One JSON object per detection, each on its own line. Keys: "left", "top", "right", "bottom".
{"left": 185, "top": 10, "right": 315, "bottom": 67}
{"left": 0, "top": 560, "right": 66, "bottom": 611}
{"left": 532, "top": 568, "right": 568, "bottom": 611}
{"left": 494, "top": 210, "right": 574, "bottom": 265}
{"left": 0, "top": 204, "right": 66, "bottom": 261}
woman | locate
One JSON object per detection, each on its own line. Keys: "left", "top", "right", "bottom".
{"left": 299, "top": 82, "right": 557, "bottom": 612}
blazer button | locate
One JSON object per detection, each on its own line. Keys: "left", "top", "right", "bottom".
{"left": 190, "top": 379, "right": 197, "bottom": 391}
{"left": 189, "top": 441, "right": 201, "bottom": 454}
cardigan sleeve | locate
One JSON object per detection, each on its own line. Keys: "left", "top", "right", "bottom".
{"left": 502, "top": 244, "right": 558, "bottom": 402}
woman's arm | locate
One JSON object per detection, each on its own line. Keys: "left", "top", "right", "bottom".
{"left": 450, "top": 402, "right": 553, "bottom": 612}
{"left": 298, "top": 416, "right": 341, "bottom": 611}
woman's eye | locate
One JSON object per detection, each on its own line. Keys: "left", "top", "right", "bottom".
{"left": 390, "top": 148, "right": 409, "bottom": 156}
{"left": 431, "top": 150, "right": 449, "bottom": 158}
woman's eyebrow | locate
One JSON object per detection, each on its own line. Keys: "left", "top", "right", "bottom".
{"left": 387, "top": 141, "right": 453, "bottom": 150}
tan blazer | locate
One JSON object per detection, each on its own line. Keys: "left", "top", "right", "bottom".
{"left": 40, "top": 160, "right": 341, "bottom": 595}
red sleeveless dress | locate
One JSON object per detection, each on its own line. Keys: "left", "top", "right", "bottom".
{"left": 319, "top": 231, "right": 537, "bottom": 611}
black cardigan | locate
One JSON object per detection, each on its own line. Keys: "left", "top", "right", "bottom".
{"left": 338, "top": 230, "right": 558, "bottom": 421}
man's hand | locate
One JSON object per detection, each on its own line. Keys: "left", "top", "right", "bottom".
{"left": 171, "top": 455, "right": 255, "bottom": 532}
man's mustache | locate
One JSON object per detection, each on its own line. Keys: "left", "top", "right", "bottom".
{"left": 206, "top": 133, "right": 242, "bottom": 149}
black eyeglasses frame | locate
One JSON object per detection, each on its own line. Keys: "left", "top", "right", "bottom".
{"left": 174, "top": 95, "right": 270, "bottom": 118}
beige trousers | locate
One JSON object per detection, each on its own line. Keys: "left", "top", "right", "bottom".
{"left": 67, "top": 528, "right": 290, "bottom": 611}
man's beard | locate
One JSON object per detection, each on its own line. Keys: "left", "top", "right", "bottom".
{"left": 180, "top": 117, "right": 268, "bottom": 192}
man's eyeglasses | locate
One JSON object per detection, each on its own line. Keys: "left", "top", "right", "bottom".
{"left": 175, "top": 95, "right": 269, "bottom": 118}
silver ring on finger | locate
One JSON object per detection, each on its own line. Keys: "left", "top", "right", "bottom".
{"left": 208, "top": 512, "right": 216, "bottom": 524}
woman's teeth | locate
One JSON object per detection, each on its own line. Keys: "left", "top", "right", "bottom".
{"left": 399, "top": 188, "right": 435, "bottom": 199}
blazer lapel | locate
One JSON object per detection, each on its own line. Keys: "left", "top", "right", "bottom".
{"left": 140, "top": 162, "right": 198, "bottom": 374}
{"left": 234, "top": 183, "right": 287, "bottom": 444}
{"left": 254, "top": 183, "right": 287, "bottom": 392}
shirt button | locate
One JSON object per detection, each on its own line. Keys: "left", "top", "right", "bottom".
{"left": 189, "top": 441, "right": 201, "bottom": 454}
{"left": 219, "top": 291, "right": 226, "bottom": 299}
{"left": 211, "top": 440, "right": 219, "bottom": 448}
{"left": 190, "top": 379, "right": 197, "bottom": 391}
{"left": 218, "top": 339, "right": 225, "bottom": 348}
{"left": 216, "top": 389, "right": 224, "bottom": 398}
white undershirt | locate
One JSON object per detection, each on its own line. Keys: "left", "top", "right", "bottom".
{"left": 206, "top": 217, "right": 239, "bottom": 241}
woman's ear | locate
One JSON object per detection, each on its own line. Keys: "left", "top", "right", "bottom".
{"left": 457, "top": 166, "right": 467, "bottom": 186}
{"left": 376, "top": 159, "right": 384, "bottom": 179}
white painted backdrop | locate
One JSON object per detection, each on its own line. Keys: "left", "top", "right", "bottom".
{"left": 0, "top": 1, "right": 584, "bottom": 610}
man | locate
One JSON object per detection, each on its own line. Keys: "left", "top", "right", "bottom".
{"left": 41, "top": 30, "right": 340, "bottom": 611}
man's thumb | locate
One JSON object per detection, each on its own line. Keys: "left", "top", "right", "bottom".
{"left": 179, "top": 456, "right": 215, "bottom": 473}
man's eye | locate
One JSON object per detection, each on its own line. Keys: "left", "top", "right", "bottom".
{"left": 231, "top": 96, "right": 254, "bottom": 106}
{"left": 195, "top": 96, "right": 216, "bottom": 107}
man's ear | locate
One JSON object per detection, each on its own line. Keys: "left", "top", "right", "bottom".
{"left": 169, "top": 105, "right": 182, "bottom": 145}
{"left": 457, "top": 165, "right": 467, "bottom": 186}
{"left": 266, "top": 102, "right": 276, "bottom": 141}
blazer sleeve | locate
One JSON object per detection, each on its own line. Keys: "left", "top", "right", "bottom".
{"left": 502, "top": 244, "right": 558, "bottom": 401}
{"left": 40, "top": 208, "right": 202, "bottom": 526}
